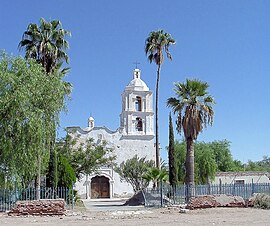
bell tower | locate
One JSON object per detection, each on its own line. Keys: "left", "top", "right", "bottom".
{"left": 120, "top": 69, "right": 154, "bottom": 137}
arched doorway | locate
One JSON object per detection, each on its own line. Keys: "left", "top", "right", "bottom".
{"left": 91, "top": 176, "right": 110, "bottom": 198}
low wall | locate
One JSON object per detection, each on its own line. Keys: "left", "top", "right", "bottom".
{"left": 8, "top": 199, "right": 66, "bottom": 216}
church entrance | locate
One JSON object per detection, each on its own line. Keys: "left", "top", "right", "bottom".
{"left": 91, "top": 176, "right": 110, "bottom": 198}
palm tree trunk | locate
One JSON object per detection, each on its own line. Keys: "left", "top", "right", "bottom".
{"left": 155, "top": 64, "right": 161, "bottom": 169}
{"left": 185, "top": 138, "right": 195, "bottom": 202}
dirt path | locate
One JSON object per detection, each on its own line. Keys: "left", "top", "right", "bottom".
{"left": 0, "top": 207, "right": 269, "bottom": 226}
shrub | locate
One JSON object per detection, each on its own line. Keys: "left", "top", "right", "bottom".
{"left": 254, "top": 193, "right": 270, "bottom": 209}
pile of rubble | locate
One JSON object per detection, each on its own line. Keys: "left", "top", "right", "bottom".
{"left": 124, "top": 191, "right": 145, "bottom": 206}
{"left": 187, "top": 194, "right": 246, "bottom": 209}
{"left": 8, "top": 199, "right": 66, "bottom": 216}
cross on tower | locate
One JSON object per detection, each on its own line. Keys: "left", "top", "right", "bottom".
{"left": 133, "top": 61, "right": 140, "bottom": 69}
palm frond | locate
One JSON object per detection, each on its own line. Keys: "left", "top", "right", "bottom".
{"left": 167, "top": 80, "right": 215, "bottom": 140}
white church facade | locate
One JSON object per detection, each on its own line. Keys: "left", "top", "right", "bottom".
{"left": 67, "top": 69, "right": 155, "bottom": 199}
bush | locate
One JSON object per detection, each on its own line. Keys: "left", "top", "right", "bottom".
{"left": 254, "top": 193, "right": 270, "bottom": 209}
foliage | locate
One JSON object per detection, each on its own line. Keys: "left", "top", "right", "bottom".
{"left": 195, "top": 143, "right": 217, "bottom": 184}
{"left": 19, "top": 18, "right": 71, "bottom": 74}
{"left": 167, "top": 79, "right": 215, "bottom": 138}
{"left": 145, "top": 30, "right": 176, "bottom": 65}
{"left": 231, "top": 160, "right": 244, "bottom": 171}
{"left": 46, "top": 149, "right": 58, "bottom": 187}
{"left": 18, "top": 18, "right": 71, "bottom": 198}
{"left": 210, "top": 140, "right": 234, "bottom": 171}
{"left": 143, "top": 167, "right": 168, "bottom": 188}
{"left": 168, "top": 112, "right": 177, "bottom": 187}
{"left": 244, "top": 156, "right": 270, "bottom": 172}
{"left": 145, "top": 30, "right": 175, "bottom": 169}
{"left": 254, "top": 193, "right": 270, "bottom": 209}
{"left": 0, "top": 53, "right": 68, "bottom": 189}
{"left": 174, "top": 140, "right": 186, "bottom": 183}
{"left": 58, "top": 135, "right": 115, "bottom": 179}
{"left": 57, "top": 155, "right": 76, "bottom": 188}
{"left": 167, "top": 79, "right": 215, "bottom": 189}
{"left": 174, "top": 140, "right": 244, "bottom": 184}
{"left": 115, "top": 155, "right": 155, "bottom": 192}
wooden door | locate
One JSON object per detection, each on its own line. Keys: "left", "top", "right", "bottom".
{"left": 91, "top": 176, "right": 110, "bottom": 198}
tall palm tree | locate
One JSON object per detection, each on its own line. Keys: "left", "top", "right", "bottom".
{"left": 19, "top": 18, "right": 71, "bottom": 74}
{"left": 19, "top": 18, "right": 71, "bottom": 200}
{"left": 145, "top": 30, "right": 175, "bottom": 169}
{"left": 167, "top": 79, "right": 215, "bottom": 199}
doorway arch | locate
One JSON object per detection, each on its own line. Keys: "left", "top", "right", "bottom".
{"left": 91, "top": 176, "right": 110, "bottom": 198}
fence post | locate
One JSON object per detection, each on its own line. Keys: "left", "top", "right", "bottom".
{"left": 72, "top": 182, "right": 74, "bottom": 210}
{"left": 160, "top": 180, "right": 163, "bottom": 207}
{"left": 207, "top": 183, "right": 211, "bottom": 195}
{"left": 251, "top": 179, "right": 254, "bottom": 195}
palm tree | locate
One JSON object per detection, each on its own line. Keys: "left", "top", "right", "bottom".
{"left": 168, "top": 112, "right": 177, "bottom": 188}
{"left": 167, "top": 79, "right": 215, "bottom": 200}
{"left": 19, "top": 18, "right": 71, "bottom": 200}
{"left": 145, "top": 30, "right": 175, "bottom": 169}
{"left": 143, "top": 167, "right": 168, "bottom": 189}
{"left": 19, "top": 18, "right": 71, "bottom": 74}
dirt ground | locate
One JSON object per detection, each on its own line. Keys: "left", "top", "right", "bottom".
{"left": 0, "top": 207, "right": 269, "bottom": 226}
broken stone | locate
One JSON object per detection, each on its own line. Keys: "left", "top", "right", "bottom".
{"left": 8, "top": 199, "right": 66, "bottom": 216}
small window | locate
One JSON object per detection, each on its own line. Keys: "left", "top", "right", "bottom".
{"left": 136, "top": 117, "right": 143, "bottom": 131}
{"left": 234, "top": 180, "right": 244, "bottom": 185}
{"left": 135, "top": 96, "right": 142, "bottom": 111}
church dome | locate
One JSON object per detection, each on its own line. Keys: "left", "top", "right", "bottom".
{"left": 126, "top": 69, "right": 149, "bottom": 91}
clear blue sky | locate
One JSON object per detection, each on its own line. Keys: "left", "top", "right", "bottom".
{"left": 1, "top": 0, "right": 270, "bottom": 163}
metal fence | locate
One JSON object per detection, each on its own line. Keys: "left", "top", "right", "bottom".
{"left": 0, "top": 187, "right": 74, "bottom": 212}
{"left": 143, "top": 183, "right": 270, "bottom": 207}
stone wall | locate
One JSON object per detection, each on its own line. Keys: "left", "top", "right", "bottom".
{"left": 187, "top": 194, "right": 246, "bottom": 209}
{"left": 8, "top": 199, "right": 66, "bottom": 216}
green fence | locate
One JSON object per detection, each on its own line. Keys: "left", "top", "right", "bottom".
{"left": 0, "top": 187, "right": 74, "bottom": 212}
{"left": 143, "top": 183, "right": 270, "bottom": 207}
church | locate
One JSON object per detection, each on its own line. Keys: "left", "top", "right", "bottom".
{"left": 67, "top": 68, "right": 155, "bottom": 199}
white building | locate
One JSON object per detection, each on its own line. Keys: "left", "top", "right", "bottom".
{"left": 213, "top": 171, "right": 270, "bottom": 185}
{"left": 67, "top": 69, "right": 155, "bottom": 199}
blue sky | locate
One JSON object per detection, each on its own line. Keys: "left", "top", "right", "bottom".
{"left": 1, "top": 0, "right": 270, "bottom": 163}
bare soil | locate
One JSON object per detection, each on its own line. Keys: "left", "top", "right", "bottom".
{"left": 0, "top": 207, "right": 269, "bottom": 226}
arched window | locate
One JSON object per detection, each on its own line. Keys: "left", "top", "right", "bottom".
{"left": 136, "top": 117, "right": 143, "bottom": 131}
{"left": 135, "top": 96, "right": 142, "bottom": 111}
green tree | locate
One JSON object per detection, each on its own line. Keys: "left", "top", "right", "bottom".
{"left": 0, "top": 53, "right": 68, "bottom": 196}
{"left": 167, "top": 79, "right": 215, "bottom": 199}
{"left": 19, "top": 18, "right": 71, "bottom": 74}
{"left": 174, "top": 140, "right": 217, "bottom": 184}
{"left": 57, "top": 155, "right": 76, "bottom": 188}
{"left": 145, "top": 30, "right": 175, "bottom": 169}
{"left": 168, "top": 112, "right": 177, "bottom": 188}
{"left": 115, "top": 155, "right": 155, "bottom": 192}
{"left": 195, "top": 143, "right": 217, "bottom": 184}
{"left": 174, "top": 140, "right": 186, "bottom": 183}
{"left": 257, "top": 156, "right": 270, "bottom": 172}
{"left": 231, "top": 160, "right": 244, "bottom": 171}
{"left": 19, "top": 18, "right": 71, "bottom": 198}
{"left": 46, "top": 149, "right": 58, "bottom": 187}
{"left": 245, "top": 160, "right": 262, "bottom": 171}
{"left": 210, "top": 140, "right": 234, "bottom": 171}
{"left": 58, "top": 135, "right": 115, "bottom": 179}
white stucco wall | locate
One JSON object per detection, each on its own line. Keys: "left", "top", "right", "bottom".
{"left": 212, "top": 172, "right": 270, "bottom": 184}
{"left": 70, "top": 126, "right": 155, "bottom": 198}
